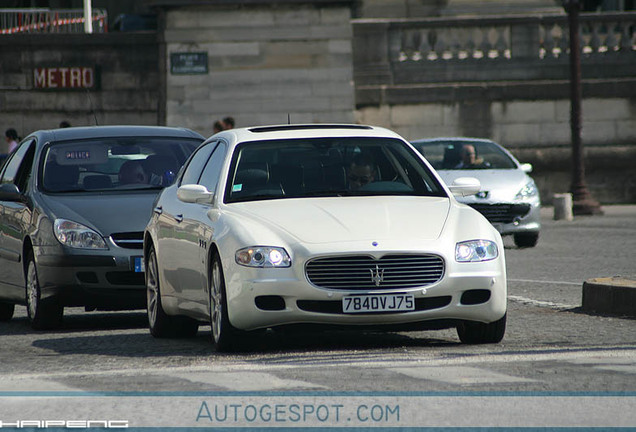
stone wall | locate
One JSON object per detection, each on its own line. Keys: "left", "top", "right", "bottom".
{"left": 0, "top": 33, "right": 160, "bottom": 154}
{"left": 161, "top": 2, "right": 355, "bottom": 136}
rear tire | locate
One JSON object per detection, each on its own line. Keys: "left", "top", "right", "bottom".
{"left": 209, "top": 253, "right": 242, "bottom": 352}
{"left": 0, "top": 302, "right": 15, "bottom": 321}
{"left": 146, "top": 246, "right": 198, "bottom": 338}
{"left": 25, "top": 251, "right": 63, "bottom": 330}
{"left": 457, "top": 313, "right": 506, "bottom": 344}
{"left": 514, "top": 232, "right": 539, "bottom": 248}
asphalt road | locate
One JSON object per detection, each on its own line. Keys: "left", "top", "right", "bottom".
{"left": 0, "top": 205, "right": 635, "bottom": 428}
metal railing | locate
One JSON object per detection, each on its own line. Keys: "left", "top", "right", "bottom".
{"left": 0, "top": 8, "right": 107, "bottom": 34}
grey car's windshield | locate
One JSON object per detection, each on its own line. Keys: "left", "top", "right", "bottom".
{"left": 415, "top": 140, "right": 518, "bottom": 170}
{"left": 224, "top": 137, "right": 446, "bottom": 203}
{"left": 41, "top": 137, "right": 199, "bottom": 192}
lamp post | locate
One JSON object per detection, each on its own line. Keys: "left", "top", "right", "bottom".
{"left": 562, "top": 0, "right": 602, "bottom": 215}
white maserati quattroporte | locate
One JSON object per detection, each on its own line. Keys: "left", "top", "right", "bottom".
{"left": 143, "top": 124, "right": 507, "bottom": 351}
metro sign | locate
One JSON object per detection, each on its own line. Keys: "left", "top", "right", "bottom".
{"left": 34, "top": 67, "right": 98, "bottom": 89}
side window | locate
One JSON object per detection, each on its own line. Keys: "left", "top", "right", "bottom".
{"left": 180, "top": 141, "right": 219, "bottom": 186}
{"left": 198, "top": 142, "right": 227, "bottom": 192}
{"left": 1, "top": 139, "right": 35, "bottom": 191}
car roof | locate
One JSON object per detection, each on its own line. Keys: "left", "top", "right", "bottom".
{"left": 211, "top": 124, "right": 405, "bottom": 143}
{"left": 28, "top": 125, "right": 204, "bottom": 142}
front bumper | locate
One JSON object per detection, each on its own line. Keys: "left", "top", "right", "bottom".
{"left": 34, "top": 247, "right": 146, "bottom": 310}
{"left": 225, "top": 258, "right": 507, "bottom": 331}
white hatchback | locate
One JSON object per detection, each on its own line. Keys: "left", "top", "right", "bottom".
{"left": 144, "top": 124, "right": 507, "bottom": 351}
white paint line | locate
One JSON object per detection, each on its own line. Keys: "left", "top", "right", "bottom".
{"left": 509, "top": 278, "right": 582, "bottom": 286}
{"left": 508, "top": 295, "right": 578, "bottom": 310}
{"left": 392, "top": 366, "right": 535, "bottom": 385}
{"left": 170, "top": 371, "right": 327, "bottom": 391}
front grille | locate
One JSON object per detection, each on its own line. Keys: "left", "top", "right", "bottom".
{"left": 468, "top": 203, "right": 531, "bottom": 224}
{"left": 110, "top": 232, "right": 144, "bottom": 249}
{"left": 306, "top": 254, "right": 444, "bottom": 290}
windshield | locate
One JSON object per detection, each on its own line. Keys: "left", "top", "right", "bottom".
{"left": 40, "top": 137, "right": 199, "bottom": 193}
{"left": 415, "top": 140, "right": 518, "bottom": 170}
{"left": 224, "top": 137, "right": 446, "bottom": 203}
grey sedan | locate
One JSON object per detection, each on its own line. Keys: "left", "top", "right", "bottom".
{"left": 0, "top": 126, "right": 203, "bottom": 329}
{"left": 412, "top": 137, "right": 541, "bottom": 248}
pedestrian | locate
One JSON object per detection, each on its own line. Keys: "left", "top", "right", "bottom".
{"left": 4, "top": 128, "right": 19, "bottom": 154}
{"left": 221, "top": 116, "right": 235, "bottom": 130}
{"left": 213, "top": 120, "right": 223, "bottom": 134}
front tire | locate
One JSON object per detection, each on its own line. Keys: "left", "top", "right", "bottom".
{"left": 25, "top": 251, "right": 63, "bottom": 330}
{"left": 457, "top": 313, "right": 506, "bottom": 344}
{"left": 146, "top": 246, "right": 198, "bottom": 338}
{"left": 209, "top": 253, "right": 241, "bottom": 352}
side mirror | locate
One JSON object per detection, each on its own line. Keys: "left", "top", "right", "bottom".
{"left": 0, "top": 183, "right": 23, "bottom": 202}
{"left": 520, "top": 163, "right": 533, "bottom": 173}
{"left": 177, "top": 184, "right": 214, "bottom": 204}
{"left": 449, "top": 177, "right": 481, "bottom": 197}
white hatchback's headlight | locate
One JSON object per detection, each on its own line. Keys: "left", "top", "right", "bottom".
{"left": 54, "top": 219, "right": 108, "bottom": 249}
{"left": 456, "top": 240, "right": 498, "bottom": 262}
{"left": 235, "top": 246, "right": 291, "bottom": 268}
{"left": 515, "top": 180, "right": 538, "bottom": 199}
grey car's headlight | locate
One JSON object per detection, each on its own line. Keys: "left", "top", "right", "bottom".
{"left": 235, "top": 246, "right": 291, "bottom": 268}
{"left": 54, "top": 219, "right": 108, "bottom": 249}
{"left": 456, "top": 240, "right": 498, "bottom": 262}
{"left": 515, "top": 180, "right": 538, "bottom": 199}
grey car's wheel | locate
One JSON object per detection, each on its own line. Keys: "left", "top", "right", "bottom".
{"left": 209, "top": 253, "right": 241, "bottom": 352}
{"left": 514, "top": 232, "right": 539, "bottom": 248}
{"left": 0, "top": 302, "right": 15, "bottom": 321}
{"left": 457, "top": 313, "right": 506, "bottom": 344}
{"left": 25, "top": 251, "right": 63, "bottom": 330}
{"left": 146, "top": 246, "right": 198, "bottom": 338}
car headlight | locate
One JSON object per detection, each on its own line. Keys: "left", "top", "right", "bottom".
{"left": 54, "top": 219, "right": 108, "bottom": 249}
{"left": 515, "top": 180, "right": 538, "bottom": 199}
{"left": 235, "top": 246, "right": 291, "bottom": 268}
{"left": 456, "top": 240, "right": 498, "bottom": 262}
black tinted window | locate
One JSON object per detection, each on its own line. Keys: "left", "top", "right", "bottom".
{"left": 181, "top": 141, "right": 219, "bottom": 186}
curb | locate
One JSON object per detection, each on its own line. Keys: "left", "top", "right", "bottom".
{"left": 582, "top": 277, "right": 636, "bottom": 318}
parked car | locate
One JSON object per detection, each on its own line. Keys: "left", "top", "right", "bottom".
{"left": 144, "top": 124, "right": 507, "bottom": 351}
{"left": 412, "top": 137, "right": 541, "bottom": 248}
{"left": 0, "top": 126, "right": 204, "bottom": 329}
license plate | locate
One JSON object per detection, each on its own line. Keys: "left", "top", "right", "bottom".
{"left": 133, "top": 256, "right": 145, "bottom": 273}
{"left": 342, "top": 294, "right": 415, "bottom": 314}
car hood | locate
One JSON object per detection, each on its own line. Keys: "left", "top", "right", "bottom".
{"left": 436, "top": 169, "right": 530, "bottom": 201}
{"left": 230, "top": 196, "right": 451, "bottom": 245}
{"left": 40, "top": 192, "right": 158, "bottom": 235}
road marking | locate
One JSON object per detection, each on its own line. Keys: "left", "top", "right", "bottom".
{"left": 392, "top": 366, "right": 535, "bottom": 385}
{"left": 509, "top": 278, "right": 582, "bottom": 286}
{"left": 508, "top": 295, "right": 578, "bottom": 310}
{"left": 170, "top": 371, "right": 327, "bottom": 391}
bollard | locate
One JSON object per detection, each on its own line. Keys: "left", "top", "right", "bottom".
{"left": 553, "top": 193, "right": 573, "bottom": 221}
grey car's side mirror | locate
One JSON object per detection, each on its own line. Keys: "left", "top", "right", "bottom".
{"left": 177, "top": 184, "right": 214, "bottom": 204}
{"left": 449, "top": 177, "right": 481, "bottom": 197}
{"left": 520, "top": 163, "right": 533, "bottom": 173}
{"left": 0, "top": 183, "right": 23, "bottom": 202}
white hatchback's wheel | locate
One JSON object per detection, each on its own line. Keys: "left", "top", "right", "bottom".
{"left": 25, "top": 251, "right": 63, "bottom": 330}
{"left": 457, "top": 313, "right": 506, "bottom": 344}
{"left": 209, "top": 253, "right": 240, "bottom": 352}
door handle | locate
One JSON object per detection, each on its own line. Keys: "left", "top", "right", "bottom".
{"left": 153, "top": 206, "right": 163, "bottom": 215}
{"left": 174, "top": 214, "right": 183, "bottom": 223}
